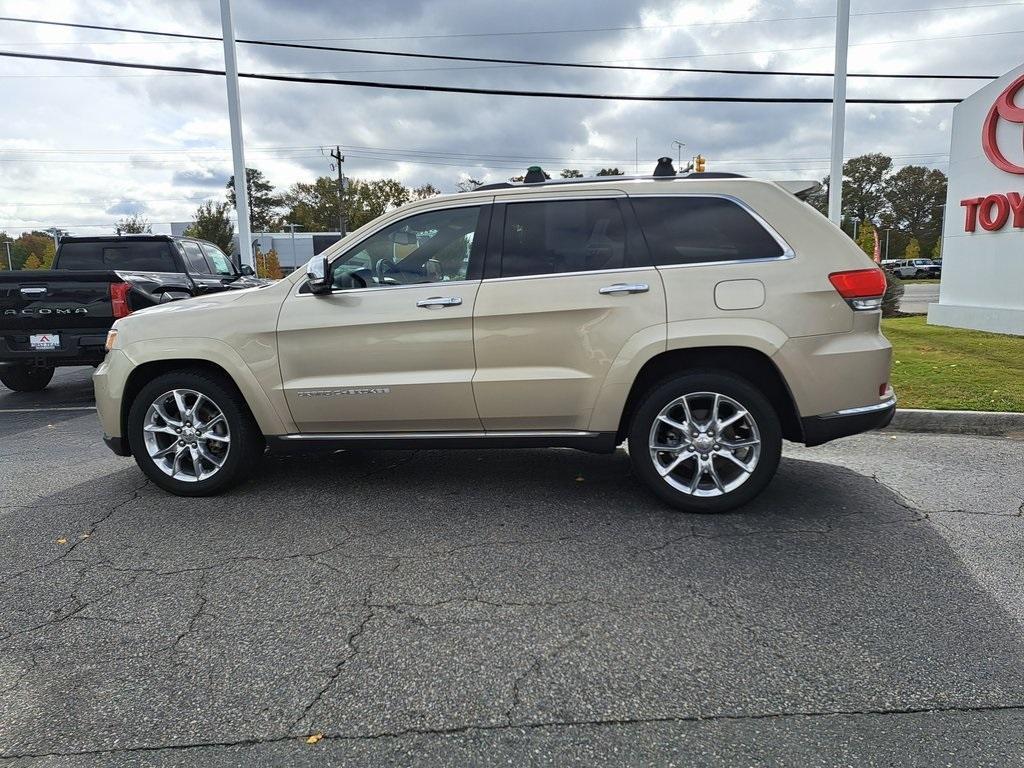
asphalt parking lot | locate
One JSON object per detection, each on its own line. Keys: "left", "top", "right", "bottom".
{"left": 1, "top": 368, "right": 1023, "bottom": 766}
{"left": 898, "top": 281, "right": 941, "bottom": 314}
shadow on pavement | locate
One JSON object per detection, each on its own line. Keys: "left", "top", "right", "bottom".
{"left": 1, "top": 449, "right": 1022, "bottom": 764}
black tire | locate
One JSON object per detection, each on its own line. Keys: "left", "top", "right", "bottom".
{"left": 915, "top": 270, "right": 926, "bottom": 279}
{"left": 628, "top": 371, "right": 782, "bottom": 513}
{"left": 127, "top": 368, "right": 264, "bottom": 496}
{"left": 0, "top": 364, "right": 54, "bottom": 392}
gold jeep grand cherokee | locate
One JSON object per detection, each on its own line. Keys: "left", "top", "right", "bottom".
{"left": 94, "top": 161, "right": 894, "bottom": 513}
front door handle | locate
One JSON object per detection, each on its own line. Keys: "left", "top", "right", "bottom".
{"left": 19, "top": 287, "right": 47, "bottom": 297}
{"left": 599, "top": 283, "right": 649, "bottom": 296}
{"left": 416, "top": 296, "right": 463, "bottom": 308}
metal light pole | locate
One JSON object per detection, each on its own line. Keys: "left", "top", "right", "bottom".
{"left": 4, "top": 241, "right": 12, "bottom": 270}
{"left": 219, "top": 0, "right": 254, "bottom": 269}
{"left": 672, "top": 140, "right": 686, "bottom": 167}
{"left": 885, "top": 228, "right": 890, "bottom": 259}
{"left": 283, "top": 223, "right": 301, "bottom": 269}
{"left": 827, "top": 0, "right": 851, "bottom": 225}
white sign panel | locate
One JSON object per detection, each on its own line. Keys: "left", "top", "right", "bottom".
{"left": 928, "top": 63, "right": 1024, "bottom": 336}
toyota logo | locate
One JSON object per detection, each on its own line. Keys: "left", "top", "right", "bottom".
{"left": 982, "top": 72, "right": 1024, "bottom": 174}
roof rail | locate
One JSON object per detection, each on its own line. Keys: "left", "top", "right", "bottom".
{"left": 472, "top": 171, "right": 746, "bottom": 192}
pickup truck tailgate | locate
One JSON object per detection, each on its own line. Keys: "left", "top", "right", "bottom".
{"left": 0, "top": 271, "right": 117, "bottom": 330}
{"left": 0, "top": 270, "right": 119, "bottom": 363}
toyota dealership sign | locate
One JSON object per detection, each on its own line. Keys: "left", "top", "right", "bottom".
{"left": 929, "top": 64, "right": 1024, "bottom": 335}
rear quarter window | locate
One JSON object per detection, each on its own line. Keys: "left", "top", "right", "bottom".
{"left": 630, "top": 196, "right": 785, "bottom": 266}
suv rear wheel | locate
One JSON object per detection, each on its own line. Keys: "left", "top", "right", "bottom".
{"left": 628, "top": 372, "right": 782, "bottom": 513}
{"left": 127, "top": 369, "right": 264, "bottom": 496}
{"left": 0, "top": 364, "right": 54, "bottom": 392}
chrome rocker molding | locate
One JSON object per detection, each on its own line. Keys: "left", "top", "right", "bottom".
{"left": 268, "top": 430, "right": 619, "bottom": 454}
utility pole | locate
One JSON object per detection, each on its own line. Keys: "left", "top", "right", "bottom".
{"left": 330, "top": 145, "right": 347, "bottom": 236}
{"left": 219, "top": 0, "right": 253, "bottom": 269}
{"left": 885, "top": 228, "right": 890, "bottom": 260}
{"left": 828, "top": 0, "right": 851, "bottom": 225}
{"left": 4, "top": 241, "right": 12, "bottom": 271}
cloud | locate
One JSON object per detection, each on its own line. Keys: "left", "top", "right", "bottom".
{"left": 105, "top": 200, "right": 149, "bottom": 216}
{"left": 1, "top": 0, "right": 1021, "bottom": 234}
{"left": 172, "top": 168, "right": 229, "bottom": 188}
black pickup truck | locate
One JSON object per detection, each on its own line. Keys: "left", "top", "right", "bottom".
{"left": 0, "top": 235, "right": 267, "bottom": 391}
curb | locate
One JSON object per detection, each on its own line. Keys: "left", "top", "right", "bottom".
{"left": 886, "top": 408, "right": 1024, "bottom": 437}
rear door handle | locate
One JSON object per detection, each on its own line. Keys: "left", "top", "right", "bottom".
{"left": 599, "top": 283, "right": 649, "bottom": 296}
{"left": 416, "top": 296, "right": 463, "bottom": 308}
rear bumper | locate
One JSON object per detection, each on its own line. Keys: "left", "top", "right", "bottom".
{"left": 0, "top": 331, "right": 108, "bottom": 367}
{"left": 801, "top": 396, "right": 896, "bottom": 447}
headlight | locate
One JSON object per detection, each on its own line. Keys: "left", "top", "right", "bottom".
{"left": 104, "top": 329, "right": 118, "bottom": 352}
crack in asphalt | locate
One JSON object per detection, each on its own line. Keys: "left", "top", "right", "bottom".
{"left": 3, "top": 701, "right": 1023, "bottom": 760}
{"left": 0, "top": 478, "right": 150, "bottom": 587}
{"left": 167, "top": 571, "right": 212, "bottom": 664}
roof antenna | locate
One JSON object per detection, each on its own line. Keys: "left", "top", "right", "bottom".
{"left": 653, "top": 157, "right": 676, "bottom": 177}
{"left": 523, "top": 165, "right": 546, "bottom": 184}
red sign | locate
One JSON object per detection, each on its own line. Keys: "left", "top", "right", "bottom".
{"left": 961, "top": 73, "right": 1024, "bottom": 232}
{"left": 982, "top": 72, "right": 1024, "bottom": 175}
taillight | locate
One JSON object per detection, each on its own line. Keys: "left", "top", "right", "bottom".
{"left": 110, "top": 282, "right": 132, "bottom": 319}
{"left": 828, "top": 269, "right": 886, "bottom": 311}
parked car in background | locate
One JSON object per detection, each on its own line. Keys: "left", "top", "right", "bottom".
{"left": 0, "top": 235, "right": 268, "bottom": 392}
{"left": 889, "top": 258, "right": 941, "bottom": 279}
{"left": 95, "top": 165, "right": 895, "bottom": 513}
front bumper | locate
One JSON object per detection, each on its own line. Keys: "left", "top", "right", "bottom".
{"left": 801, "top": 395, "right": 896, "bottom": 447}
{"left": 93, "top": 349, "right": 133, "bottom": 448}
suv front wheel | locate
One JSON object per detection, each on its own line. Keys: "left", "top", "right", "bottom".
{"left": 628, "top": 372, "right": 782, "bottom": 513}
{"left": 127, "top": 369, "right": 264, "bottom": 496}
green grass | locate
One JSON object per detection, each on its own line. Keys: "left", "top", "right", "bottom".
{"left": 882, "top": 316, "right": 1024, "bottom": 412}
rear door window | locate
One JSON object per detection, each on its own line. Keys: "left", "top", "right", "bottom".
{"left": 630, "top": 196, "right": 785, "bottom": 265}
{"left": 199, "top": 243, "right": 236, "bottom": 276}
{"left": 500, "top": 198, "right": 628, "bottom": 278}
{"left": 180, "top": 241, "right": 213, "bottom": 274}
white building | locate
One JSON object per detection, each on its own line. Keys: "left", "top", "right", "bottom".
{"left": 929, "top": 63, "right": 1024, "bottom": 336}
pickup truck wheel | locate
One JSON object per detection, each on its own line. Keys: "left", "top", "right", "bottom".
{"left": 628, "top": 372, "right": 782, "bottom": 514}
{"left": 0, "top": 364, "right": 54, "bottom": 392}
{"left": 127, "top": 369, "right": 264, "bottom": 496}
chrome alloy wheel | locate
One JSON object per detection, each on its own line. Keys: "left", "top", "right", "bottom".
{"left": 648, "top": 391, "right": 761, "bottom": 498}
{"left": 142, "top": 389, "right": 231, "bottom": 482}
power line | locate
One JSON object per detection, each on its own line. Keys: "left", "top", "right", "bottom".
{"left": 0, "top": 50, "right": 966, "bottom": 103}
{"left": 0, "top": 15, "right": 1003, "bottom": 80}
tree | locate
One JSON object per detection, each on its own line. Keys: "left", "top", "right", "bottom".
{"left": 256, "top": 248, "right": 282, "bottom": 279}
{"left": 883, "top": 166, "right": 946, "bottom": 256}
{"left": 184, "top": 201, "right": 234, "bottom": 253}
{"left": 346, "top": 178, "right": 412, "bottom": 230}
{"left": 281, "top": 176, "right": 413, "bottom": 232}
{"left": 932, "top": 239, "right": 942, "bottom": 260}
{"left": 227, "top": 167, "right": 282, "bottom": 232}
{"left": 280, "top": 177, "right": 340, "bottom": 232}
{"left": 115, "top": 214, "right": 151, "bottom": 235}
{"left": 0, "top": 232, "right": 11, "bottom": 271}
{"left": 11, "top": 232, "right": 55, "bottom": 270}
{"left": 411, "top": 184, "right": 441, "bottom": 200}
{"left": 882, "top": 275, "right": 905, "bottom": 318}
{"left": 822, "top": 154, "right": 893, "bottom": 224}
{"left": 855, "top": 221, "right": 876, "bottom": 259}
{"left": 22, "top": 254, "right": 44, "bottom": 270}
{"left": 904, "top": 237, "right": 921, "bottom": 259}
{"left": 560, "top": 169, "right": 584, "bottom": 178}
{"left": 596, "top": 168, "right": 625, "bottom": 176}
{"left": 456, "top": 178, "right": 485, "bottom": 193}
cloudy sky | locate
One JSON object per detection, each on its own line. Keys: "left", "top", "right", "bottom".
{"left": 0, "top": 0, "right": 1021, "bottom": 235}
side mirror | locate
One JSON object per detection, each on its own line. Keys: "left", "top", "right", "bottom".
{"left": 239, "top": 264, "right": 255, "bottom": 277}
{"left": 306, "top": 255, "right": 331, "bottom": 295}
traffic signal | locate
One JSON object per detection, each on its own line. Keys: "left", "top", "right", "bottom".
{"left": 694, "top": 154, "right": 706, "bottom": 173}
